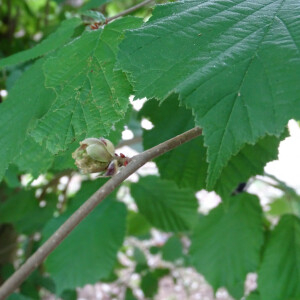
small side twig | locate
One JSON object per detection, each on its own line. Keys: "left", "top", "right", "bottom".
{"left": 106, "top": 0, "right": 155, "bottom": 23}
{"left": 88, "top": 0, "right": 155, "bottom": 29}
{"left": 0, "top": 127, "right": 202, "bottom": 299}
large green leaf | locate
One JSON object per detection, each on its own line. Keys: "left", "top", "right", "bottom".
{"left": 131, "top": 176, "right": 198, "bottom": 232}
{"left": 31, "top": 17, "right": 143, "bottom": 153}
{"left": 140, "top": 98, "right": 285, "bottom": 196}
{"left": 0, "top": 18, "right": 81, "bottom": 70}
{"left": 118, "top": 0, "right": 300, "bottom": 188}
{"left": 258, "top": 215, "right": 300, "bottom": 300}
{"left": 14, "top": 136, "right": 54, "bottom": 178}
{"left": 190, "top": 193, "right": 264, "bottom": 298}
{"left": 0, "top": 58, "right": 56, "bottom": 181}
{"left": 43, "top": 194, "right": 126, "bottom": 294}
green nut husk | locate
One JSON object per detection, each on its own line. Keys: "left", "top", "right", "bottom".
{"left": 72, "top": 137, "right": 115, "bottom": 174}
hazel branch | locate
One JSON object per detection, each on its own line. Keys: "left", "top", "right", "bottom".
{"left": 0, "top": 127, "right": 202, "bottom": 299}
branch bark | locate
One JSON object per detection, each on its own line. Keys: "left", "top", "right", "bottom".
{"left": 0, "top": 127, "right": 202, "bottom": 299}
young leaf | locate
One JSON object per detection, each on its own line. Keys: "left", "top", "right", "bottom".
{"left": 258, "top": 215, "right": 300, "bottom": 300}
{"left": 131, "top": 176, "right": 198, "bottom": 232}
{"left": 0, "top": 18, "right": 82, "bottom": 70}
{"left": 118, "top": 0, "right": 300, "bottom": 188}
{"left": 31, "top": 17, "right": 143, "bottom": 154}
{"left": 43, "top": 198, "right": 126, "bottom": 294}
{"left": 190, "top": 193, "right": 264, "bottom": 299}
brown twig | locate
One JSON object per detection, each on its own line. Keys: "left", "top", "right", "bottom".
{"left": 106, "top": 0, "right": 155, "bottom": 23}
{"left": 87, "top": 0, "right": 155, "bottom": 28}
{"left": 0, "top": 127, "right": 202, "bottom": 299}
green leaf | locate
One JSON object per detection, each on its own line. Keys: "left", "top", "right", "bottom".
{"left": 43, "top": 198, "right": 126, "bottom": 294}
{"left": 126, "top": 210, "right": 151, "bottom": 238}
{"left": 81, "top": 10, "right": 106, "bottom": 22}
{"left": 80, "top": 0, "right": 110, "bottom": 12}
{"left": 7, "top": 294, "right": 33, "bottom": 300}
{"left": 134, "top": 247, "right": 148, "bottom": 273}
{"left": 4, "top": 165, "right": 21, "bottom": 188}
{"left": 140, "top": 97, "right": 207, "bottom": 191}
{"left": 125, "top": 288, "right": 137, "bottom": 300}
{"left": 63, "top": 178, "right": 110, "bottom": 213}
{"left": 0, "top": 58, "right": 56, "bottom": 181}
{"left": 0, "top": 18, "right": 82, "bottom": 70}
{"left": 51, "top": 108, "right": 128, "bottom": 172}
{"left": 258, "top": 215, "right": 300, "bottom": 300}
{"left": 60, "top": 290, "right": 77, "bottom": 300}
{"left": 14, "top": 136, "right": 54, "bottom": 178}
{"left": 214, "top": 131, "right": 286, "bottom": 197}
{"left": 247, "top": 291, "right": 261, "bottom": 300}
{"left": 133, "top": 247, "right": 147, "bottom": 266}
{"left": 50, "top": 141, "right": 80, "bottom": 172}
{"left": 0, "top": 191, "right": 56, "bottom": 234}
{"left": 268, "top": 197, "right": 294, "bottom": 216}
{"left": 162, "top": 236, "right": 183, "bottom": 263}
{"left": 140, "top": 271, "right": 159, "bottom": 298}
{"left": 149, "top": 246, "right": 161, "bottom": 255}
{"left": 118, "top": 0, "right": 300, "bottom": 188}
{"left": 31, "top": 17, "right": 142, "bottom": 154}
{"left": 190, "top": 193, "right": 264, "bottom": 298}
{"left": 131, "top": 176, "right": 198, "bottom": 232}
{"left": 140, "top": 98, "right": 285, "bottom": 196}
{"left": 20, "top": 275, "right": 40, "bottom": 299}
{"left": 267, "top": 187, "right": 300, "bottom": 217}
